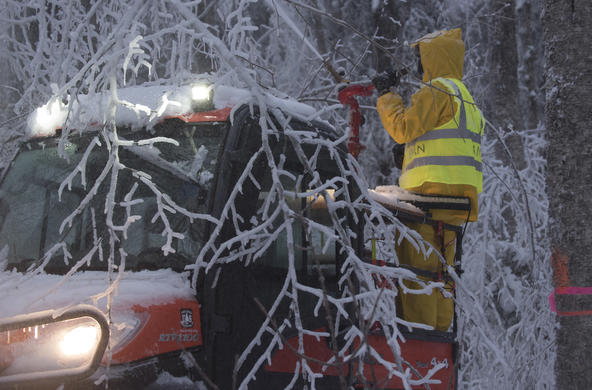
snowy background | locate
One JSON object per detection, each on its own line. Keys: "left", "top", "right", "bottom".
{"left": 0, "top": 0, "right": 554, "bottom": 388}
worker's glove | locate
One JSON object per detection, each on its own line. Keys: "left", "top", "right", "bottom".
{"left": 372, "top": 70, "right": 402, "bottom": 96}
{"left": 392, "top": 143, "right": 405, "bottom": 170}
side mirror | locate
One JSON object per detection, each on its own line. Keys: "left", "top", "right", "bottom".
{"left": 0, "top": 304, "right": 108, "bottom": 386}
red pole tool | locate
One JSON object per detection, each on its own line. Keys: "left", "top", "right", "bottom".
{"left": 338, "top": 84, "right": 375, "bottom": 160}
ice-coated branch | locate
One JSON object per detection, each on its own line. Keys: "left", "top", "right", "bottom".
{"left": 59, "top": 139, "right": 116, "bottom": 235}
{"left": 58, "top": 136, "right": 102, "bottom": 200}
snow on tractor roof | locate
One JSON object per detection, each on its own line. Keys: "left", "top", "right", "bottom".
{"left": 26, "top": 83, "right": 318, "bottom": 139}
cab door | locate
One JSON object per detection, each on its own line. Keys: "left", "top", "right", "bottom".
{"left": 202, "top": 107, "right": 352, "bottom": 389}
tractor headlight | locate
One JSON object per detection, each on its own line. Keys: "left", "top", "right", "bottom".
{"left": 191, "top": 85, "right": 212, "bottom": 101}
{"left": 59, "top": 325, "right": 100, "bottom": 357}
{"left": 0, "top": 305, "right": 108, "bottom": 385}
{"left": 27, "top": 98, "right": 68, "bottom": 138}
{"left": 190, "top": 84, "right": 214, "bottom": 111}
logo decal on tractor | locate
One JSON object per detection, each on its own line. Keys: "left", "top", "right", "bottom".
{"left": 180, "top": 308, "right": 194, "bottom": 328}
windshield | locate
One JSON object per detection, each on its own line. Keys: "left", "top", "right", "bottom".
{"left": 0, "top": 120, "right": 227, "bottom": 273}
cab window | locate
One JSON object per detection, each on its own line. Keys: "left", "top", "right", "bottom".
{"left": 255, "top": 176, "right": 337, "bottom": 278}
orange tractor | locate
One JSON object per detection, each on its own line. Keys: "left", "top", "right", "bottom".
{"left": 0, "top": 83, "right": 464, "bottom": 389}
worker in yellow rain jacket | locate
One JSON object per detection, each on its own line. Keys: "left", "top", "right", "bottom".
{"left": 372, "top": 28, "right": 484, "bottom": 331}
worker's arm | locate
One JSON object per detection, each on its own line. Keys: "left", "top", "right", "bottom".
{"left": 376, "top": 81, "right": 457, "bottom": 144}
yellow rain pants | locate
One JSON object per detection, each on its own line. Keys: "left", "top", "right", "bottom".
{"left": 396, "top": 214, "right": 461, "bottom": 332}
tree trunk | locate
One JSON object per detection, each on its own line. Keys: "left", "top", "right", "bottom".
{"left": 488, "top": 0, "right": 521, "bottom": 126}
{"left": 544, "top": 0, "right": 592, "bottom": 388}
{"left": 488, "top": 0, "right": 528, "bottom": 169}
{"left": 516, "top": 0, "right": 544, "bottom": 129}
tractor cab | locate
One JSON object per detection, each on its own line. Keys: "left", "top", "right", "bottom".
{"left": 0, "top": 83, "right": 464, "bottom": 389}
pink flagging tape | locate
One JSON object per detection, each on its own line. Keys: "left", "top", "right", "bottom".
{"left": 549, "top": 287, "right": 592, "bottom": 316}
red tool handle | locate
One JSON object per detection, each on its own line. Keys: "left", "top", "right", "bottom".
{"left": 338, "top": 84, "right": 375, "bottom": 159}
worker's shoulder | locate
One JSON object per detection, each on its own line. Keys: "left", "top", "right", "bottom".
{"left": 411, "top": 79, "right": 456, "bottom": 107}
{"left": 417, "top": 78, "right": 454, "bottom": 96}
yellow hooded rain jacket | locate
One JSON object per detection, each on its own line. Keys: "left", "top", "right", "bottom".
{"left": 377, "top": 28, "right": 483, "bottom": 225}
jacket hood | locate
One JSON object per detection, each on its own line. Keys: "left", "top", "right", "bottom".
{"left": 412, "top": 29, "right": 465, "bottom": 82}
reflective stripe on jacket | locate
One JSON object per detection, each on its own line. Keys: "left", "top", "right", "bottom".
{"left": 399, "top": 77, "right": 484, "bottom": 193}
